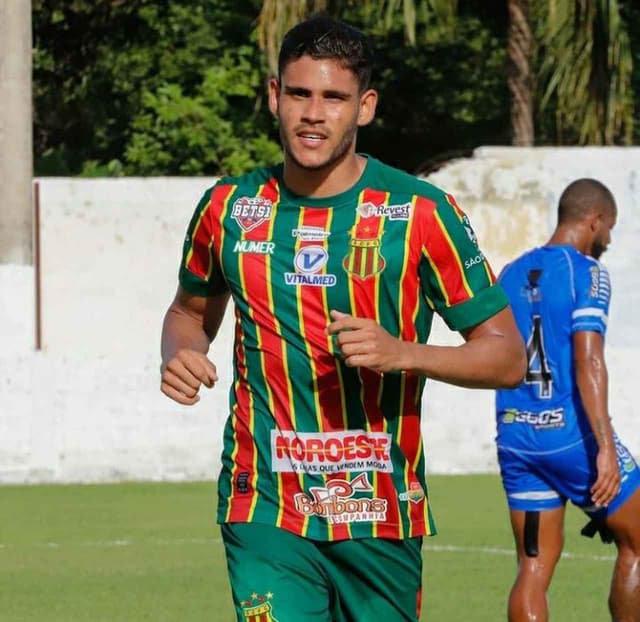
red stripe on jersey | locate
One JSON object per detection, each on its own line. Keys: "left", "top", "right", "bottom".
{"left": 351, "top": 188, "right": 402, "bottom": 539}
{"left": 295, "top": 206, "right": 351, "bottom": 540}
{"left": 421, "top": 197, "right": 472, "bottom": 305}
{"left": 239, "top": 181, "right": 304, "bottom": 535}
{"left": 186, "top": 184, "right": 235, "bottom": 279}
{"left": 226, "top": 308, "right": 258, "bottom": 522}
{"left": 395, "top": 201, "right": 425, "bottom": 535}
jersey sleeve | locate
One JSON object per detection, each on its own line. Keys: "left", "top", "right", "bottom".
{"left": 418, "top": 193, "right": 508, "bottom": 331}
{"left": 571, "top": 260, "right": 610, "bottom": 335}
{"left": 178, "top": 186, "right": 229, "bottom": 297}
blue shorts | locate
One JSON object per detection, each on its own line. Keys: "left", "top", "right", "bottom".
{"left": 497, "top": 433, "right": 640, "bottom": 517}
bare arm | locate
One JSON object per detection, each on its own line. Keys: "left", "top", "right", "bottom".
{"left": 160, "top": 286, "right": 231, "bottom": 405}
{"left": 574, "top": 330, "right": 620, "bottom": 506}
{"left": 327, "top": 306, "right": 527, "bottom": 389}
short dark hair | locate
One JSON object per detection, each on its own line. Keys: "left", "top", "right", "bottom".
{"left": 278, "top": 15, "right": 374, "bottom": 92}
{"left": 557, "top": 178, "right": 616, "bottom": 224}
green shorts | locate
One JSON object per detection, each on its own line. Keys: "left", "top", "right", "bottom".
{"left": 221, "top": 522, "right": 423, "bottom": 622}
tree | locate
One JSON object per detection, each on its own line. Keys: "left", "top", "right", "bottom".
{"left": 257, "top": 0, "right": 634, "bottom": 146}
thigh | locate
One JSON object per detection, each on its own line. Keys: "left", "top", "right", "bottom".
{"left": 221, "top": 522, "right": 332, "bottom": 622}
{"left": 606, "top": 486, "right": 640, "bottom": 550}
{"left": 498, "top": 447, "right": 565, "bottom": 512}
{"left": 320, "top": 536, "right": 423, "bottom": 622}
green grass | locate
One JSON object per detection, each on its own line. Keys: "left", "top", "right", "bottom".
{"left": 0, "top": 476, "right": 617, "bottom": 621}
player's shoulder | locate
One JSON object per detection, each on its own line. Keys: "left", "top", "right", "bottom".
{"left": 366, "top": 156, "right": 452, "bottom": 205}
{"left": 201, "top": 164, "right": 279, "bottom": 199}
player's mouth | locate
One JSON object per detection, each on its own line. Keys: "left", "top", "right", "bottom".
{"left": 296, "top": 130, "right": 328, "bottom": 148}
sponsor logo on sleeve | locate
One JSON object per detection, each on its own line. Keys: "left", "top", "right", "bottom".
{"left": 231, "top": 196, "right": 273, "bottom": 232}
{"left": 398, "top": 481, "right": 425, "bottom": 504}
{"left": 293, "top": 473, "right": 388, "bottom": 524}
{"left": 462, "top": 214, "right": 479, "bottom": 247}
{"left": 271, "top": 429, "right": 393, "bottom": 474}
{"left": 464, "top": 253, "right": 485, "bottom": 269}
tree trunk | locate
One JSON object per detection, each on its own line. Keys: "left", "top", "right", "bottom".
{"left": 507, "top": 0, "right": 534, "bottom": 146}
{"left": 0, "top": 0, "right": 33, "bottom": 264}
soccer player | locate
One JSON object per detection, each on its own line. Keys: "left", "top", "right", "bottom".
{"left": 495, "top": 179, "right": 640, "bottom": 622}
{"left": 161, "top": 16, "right": 526, "bottom": 622}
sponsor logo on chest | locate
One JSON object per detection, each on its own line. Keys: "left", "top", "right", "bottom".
{"left": 293, "top": 473, "right": 388, "bottom": 525}
{"left": 233, "top": 240, "right": 275, "bottom": 254}
{"left": 271, "top": 429, "right": 393, "bottom": 474}
{"left": 230, "top": 196, "right": 273, "bottom": 232}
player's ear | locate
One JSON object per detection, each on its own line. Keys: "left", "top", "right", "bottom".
{"left": 268, "top": 78, "right": 280, "bottom": 117}
{"left": 357, "top": 89, "right": 378, "bottom": 127}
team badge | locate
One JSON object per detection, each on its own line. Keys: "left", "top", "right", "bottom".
{"left": 231, "top": 196, "right": 273, "bottom": 232}
{"left": 343, "top": 230, "right": 385, "bottom": 279}
{"left": 241, "top": 593, "right": 279, "bottom": 622}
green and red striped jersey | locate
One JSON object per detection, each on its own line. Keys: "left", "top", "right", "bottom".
{"left": 179, "top": 155, "right": 507, "bottom": 541}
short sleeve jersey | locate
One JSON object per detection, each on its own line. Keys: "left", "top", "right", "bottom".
{"left": 180, "top": 155, "right": 508, "bottom": 541}
{"left": 495, "top": 245, "right": 611, "bottom": 452}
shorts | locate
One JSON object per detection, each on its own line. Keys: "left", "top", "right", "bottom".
{"left": 221, "top": 522, "right": 423, "bottom": 622}
{"left": 498, "top": 433, "right": 640, "bottom": 517}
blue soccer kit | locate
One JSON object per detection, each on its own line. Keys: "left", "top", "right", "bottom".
{"left": 495, "top": 245, "right": 640, "bottom": 516}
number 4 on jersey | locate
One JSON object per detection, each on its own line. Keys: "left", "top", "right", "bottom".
{"left": 525, "top": 315, "right": 553, "bottom": 398}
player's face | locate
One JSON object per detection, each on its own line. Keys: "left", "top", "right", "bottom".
{"left": 268, "top": 56, "right": 377, "bottom": 172}
{"left": 590, "top": 208, "right": 617, "bottom": 259}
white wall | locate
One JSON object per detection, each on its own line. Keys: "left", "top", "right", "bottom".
{"left": 1, "top": 147, "right": 638, "bottom": 482}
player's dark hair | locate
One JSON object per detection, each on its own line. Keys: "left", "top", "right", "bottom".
{"left": 557, "top": 178, "right": 616, "bottom": 224}
{"left": 278, "top": 15, "right": 374, "bottom": 92}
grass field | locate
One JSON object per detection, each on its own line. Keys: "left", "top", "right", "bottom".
{"left": 0, "top": 475, "right": 618, "bottom": 621}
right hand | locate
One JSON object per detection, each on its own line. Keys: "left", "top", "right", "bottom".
{"left": 160, "top": 349, "right": 218, "bottom": 405}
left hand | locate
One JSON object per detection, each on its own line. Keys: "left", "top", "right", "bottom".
{"left": 326, "top": 310, "right": 407, "bottom": 373}
{"left": 591, "top": 445, "right": 621, "bottom": 508}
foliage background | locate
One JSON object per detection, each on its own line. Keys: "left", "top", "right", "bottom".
{"left": 32, "top": 0, "right": 640, "bottom": 177}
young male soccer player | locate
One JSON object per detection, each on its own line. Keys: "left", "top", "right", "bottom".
{"left": 161, "top": 15, "right": 526, "bottom": 622}
{"left": 496, "top": 179, "right": 640, "bottom": 622}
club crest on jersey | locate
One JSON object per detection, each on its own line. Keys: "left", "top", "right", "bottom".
{"left": 241, "top": 592, "right": 279, "bottom": 622}
{"left": 357, "top": 201, "right": 411, "bottom": 221}
{"left": 293, "top": 473, "right": 388, "bottom": 524}
{"left": 343, "top": 230, "right": 385, "bottom": 280}
{"left": 231, "top": 196, "right": 273, "bottom": 232}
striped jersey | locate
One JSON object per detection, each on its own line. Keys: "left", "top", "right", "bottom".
{"left": 496, "top": 245, "right": 611, "bottom": 452}
{"left": 179, "top": 155, "right": 508, "bottom": 541}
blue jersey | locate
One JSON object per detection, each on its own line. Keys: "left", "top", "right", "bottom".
{"left": 495, "top": 245, "right": 611, "bottom": 451}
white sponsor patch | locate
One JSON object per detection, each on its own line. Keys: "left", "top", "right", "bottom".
{"left": 291, "top": 226, "right": 331, "bottom": 241}
{"left": 271, "top": 429, "right": 394, "bottom": 474}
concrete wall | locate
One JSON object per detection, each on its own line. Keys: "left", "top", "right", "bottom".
{"left": 1, "top": 147, "right": 638, "bottom": 482}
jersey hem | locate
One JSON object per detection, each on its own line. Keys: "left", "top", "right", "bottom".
{"left": 216, "top": 516, "right": 435, "bottom": 541}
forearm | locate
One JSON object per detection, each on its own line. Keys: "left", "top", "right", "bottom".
{"left": 400, "top": 333, "right": 525, "bottom": 389}
{"left": 161, "top": 304, "right": 211, "bottom": 365}
{"left": 575, "top": 356, "right": 614, "bottom": 449}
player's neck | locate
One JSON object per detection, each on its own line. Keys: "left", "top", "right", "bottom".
{"left": 547, "top": 226, "right": 591, "bottom": 255}
{"left": 282, "top": 151, "right": 366, "bottom": 198}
